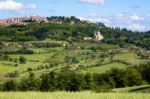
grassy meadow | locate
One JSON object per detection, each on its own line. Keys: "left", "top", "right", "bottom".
{"left": 0, "top": 92, "right": 150, "bottom": 99}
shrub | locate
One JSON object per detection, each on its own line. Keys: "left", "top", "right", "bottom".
{"left": 3, "top": 80, "right": 18, "bottom": 91}
{"left": 126, "top": 68, "right": 143, "bottom": 86}
{"left": 19, "top": 56, "right": 26, "bottom": 64}
{"left": 19, "top": 73, "right": 41, "bottom": 91}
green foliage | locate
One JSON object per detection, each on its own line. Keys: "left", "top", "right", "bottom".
{"left": 40, "top": 71, "right": 57, "bottom": 91}
{"left": 137, "top": 62, "right": 150, "bottom": 83}
{"left": 3, "top": 80, "right": 18, "bottom": 91}
{"left": 1, "top": 63, "right": 150, "bottom": 92}
{"left": 19, "top": 56, "right": 26, "bottom": 64}
{"left": 93, "top": 83, "right": 112, "bottom": 92}
{"left": 126, "top": 68, "right": 143, "bottom": 86}
{"left": 65, "top": 56, "right": 80, "bottom": 64}
{"left": 83, "top": 73, "right": 93, "bottom": 89}
{"left": 19, "top": 72, "right": 41, "bottom": 91}
{"left": 108, "top": 68, "right": 127, "bottom": 88}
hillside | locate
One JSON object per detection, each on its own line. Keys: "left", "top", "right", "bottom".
{"left": 0, "top": 16, "right": 150, "bottom": 92}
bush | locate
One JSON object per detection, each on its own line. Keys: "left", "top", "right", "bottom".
{"left": 19, "top": 56, "right": 26, "bottom": 64}
{"left": 18, "top": 49, "right": 34, "bottom": 54}
{"left": 126, "top": 68, "right": 143, "bottom": 86}
{"left": 19, "top": 73, "right": 41, "bottom": 91}
{"left": 108, "top": 68, "right": 127, "bottom": 88}
{"left": 27, "top": 68, "right": 32, "bottom": 72}
{"left": 5, "top": 71, "right": 19, "bottom": 78}
{"left": 0, "top": 84, "right": 3, "bottom": 91}
{"left": 93, "top": 83, "right": 112, "bottom": 93}
{"left": 40, "top": 72, "right": 57, "bottom": 91}
{"left": 138, "top": 62, "right": 150, "bottom": 83}
{"left": 3, "top": 80, "right": 18, "bottom": 91}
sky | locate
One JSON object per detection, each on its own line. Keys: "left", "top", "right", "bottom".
{"left": 0, "top": 0, "right": 150, "bottom": 31}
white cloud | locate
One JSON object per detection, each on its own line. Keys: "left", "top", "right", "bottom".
{"left": 87, "top": 13, "right": 111, "bottom": 25}
{"left": 112, "top": 13, "right": 147, "bottom": 31}
{"left": 85, "top": 12, "right": 149, "bottom": 31}
{"left": 26, "top": 4, "right": 36, "bottom": 9}
{"left": 79, "top": 0, "right": 106, "bottom": 5}
{"left": 115, "top": 13, "right": 144, "bottom": 22}
{"left": 128, "top": 23, "right": 145, "bottom": 31}
{"left": 0, "top": 0, "right": 36, "bottom": 11}
{"left": 129, "top": 14, "right": 143, "bottom": 21}
{"left": 89, "top": 18, "right": 111, "bottom": 25}
{"left": 0, "top": 0, "right": 23, "bottom": 11}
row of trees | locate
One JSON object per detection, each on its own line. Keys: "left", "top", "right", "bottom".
{"left": 1, "top": 62, "right": 150, "bottom": 92}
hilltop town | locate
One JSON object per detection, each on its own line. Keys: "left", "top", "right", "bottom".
{"left": 0, "top": 16, "right": 92, "bottom": 26}
{"left": 0, "top": 15, "right": 48, "bottom": 26}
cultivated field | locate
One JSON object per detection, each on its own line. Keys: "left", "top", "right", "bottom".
{"left": 0, "top": 92, "right": 150, "bottom": 99}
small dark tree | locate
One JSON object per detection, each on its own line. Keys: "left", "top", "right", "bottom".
{"left": 19, "top": 72, "right": 40, "bottom": 91}
{"left": 83, "top": 73, "right": 93, "bottom": 89}
{"left": 40, "top": 71, "right": 57, "bottom": 91}
{"left": 3, "top": 80, "right": 18, "bottom": 91}
{"left": 65, "top": 72, "right": 84, "bottom": 91}
{"left": 108, "top": 68, "right": 127, "bottom": 88}
{"left": 139, "top": 63, "right": 150, "bottom": 83}
{"left": 19, "top": 56, "right": 26, "bottom": 64}
{"left": 126, "top": 68, "right": 143, "bottom": 86}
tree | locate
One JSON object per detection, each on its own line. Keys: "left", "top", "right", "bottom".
{"left": 0, "top": 41, "right": 3, "bottom": 48}
{"left": 108, "top": 68, "right": 127, "bottom": 88}
{"left": 3, "top": 80, "right": 18, "bottom": 91}
{"left": 83, "top": 73, "right": 93, "bottom": 89}
{"left": 65, "top": 72, "right": 84, "bottom": 91}
{"left": 126, "top": 68, "right": 143, "bottom": 86}
{"left": 139, "top": 63, "right": 150, "bottom": 83}
{"left": 19, "top": 72, "right": 41, "bottom": 91}
{"left": 19, "top": 56, "right": 26, "bottom": 64}
{"left": 40, "top": 71, "right": 57, "bottom": 91}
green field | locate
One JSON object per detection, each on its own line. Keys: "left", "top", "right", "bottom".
{"left": 0, "top": 42, "right": 149, "bottom": 82}
{"left": 0, "top": 92, "right": 150, "bottom": 99}
{"left": 112, "top": 85, "right": 150, "bottom": 93}
{"left": 82, "top": 63, "right": 127, "bottom": 74}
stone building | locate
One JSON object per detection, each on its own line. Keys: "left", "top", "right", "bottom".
{"left": 94, "top": 31, "right": 104, "bottom": 41}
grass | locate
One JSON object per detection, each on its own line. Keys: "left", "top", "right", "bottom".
{"left": 114, "top": 52, "right": 137, "bottom": 61}
{"left": 0, "top": 43, "right": 149, "bottom": 83}
{"left": 0, "top": 47, "right": 63, "bottom": 75}
{"left": 0, "top": 92, "right": 150, "bottom": 99}
{"left": 112, "top": 85, "right": 150, "bottom": 93}
{"left": 82, "top": 63, "right": 127, "bottom": 74}
{"left": 0, "top": 60, "right": 48, "bottom": 75}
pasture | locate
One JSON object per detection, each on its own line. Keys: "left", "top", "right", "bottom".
{"left": 0, "top": 92, "right": 150, "bottom": 99}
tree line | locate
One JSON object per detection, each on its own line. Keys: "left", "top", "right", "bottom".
{"left": 0, "top": 62, "right": 150, "bottom": 92}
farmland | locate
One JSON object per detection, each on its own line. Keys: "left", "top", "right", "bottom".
{"left": 0, "top": 40, "right": 148, "bottom": 81}
{"left": 0, "top": 91, "right": 150, "bottom": 99}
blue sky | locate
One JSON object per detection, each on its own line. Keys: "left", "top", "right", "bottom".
{"left": 0, "top": 0, "right": 150, "bottom": 31}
